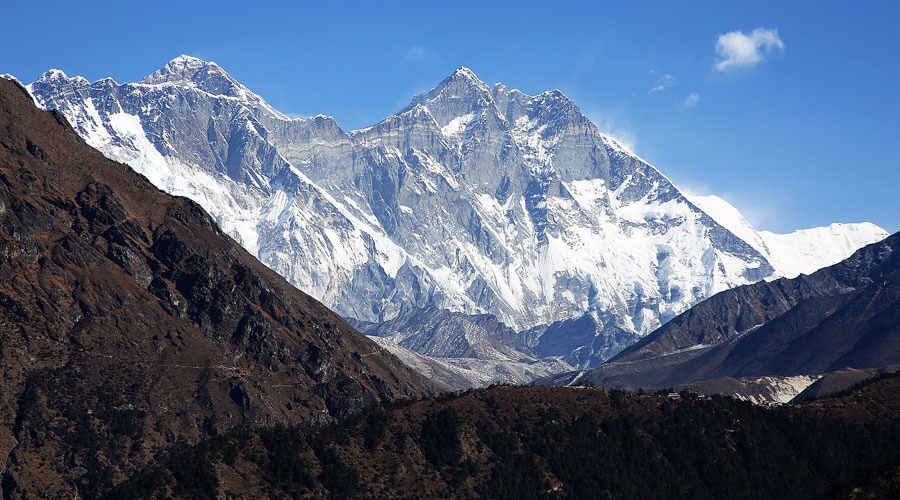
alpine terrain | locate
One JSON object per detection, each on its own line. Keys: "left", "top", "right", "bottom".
{"left": 20, "top": 56, "right": 889, "bottom": 385}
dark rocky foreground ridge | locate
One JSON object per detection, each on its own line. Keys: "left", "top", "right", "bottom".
{"left": 542, "top": 230, "right": 900, "bottom": 394}
{"left": 110, "top": 372, "right": 900, "bottom": 498}
{"left": 0, "top": 77, "right": 433, "bottom": 496}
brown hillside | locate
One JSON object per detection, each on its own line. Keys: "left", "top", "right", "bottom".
{"left": 0, "top": 77, "right": 434, "bottom": 497}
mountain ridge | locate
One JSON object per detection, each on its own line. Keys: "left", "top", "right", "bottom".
{"left": 17, "top": 57, "right": 888, "bottom": 384}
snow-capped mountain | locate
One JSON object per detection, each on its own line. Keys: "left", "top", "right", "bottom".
{"left": 688, "top": 194, "right": 886, "bottom": 279}
{"left": 21, "top": 57, "right": 888, "bottom": 377}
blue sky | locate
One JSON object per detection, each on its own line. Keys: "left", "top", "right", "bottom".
{"left": 6, "top": 0, "right": 898, "bottom": 233}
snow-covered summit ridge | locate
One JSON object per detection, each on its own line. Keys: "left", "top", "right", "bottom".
{"left": 397, "top": 66, "right": 494, "bottom": 126}
{"left": 688, "top": 194, "right": 888, "bottom": 279}
{"left": 33, "top": 69, "right": 90, "bottom": 86}
{"left": 397, "top": 66, "right": 581, "bottom": 129}
{"left": 140, "top": 54, "right": 226, "bottom": 85}
{"left": 453, "top": 66, "right": 480, "bottom": 80}
{"left": 437, "top": 66, "right": 491, "bottom": 92}
{"left": 135, "top": 55, "right": 288, "bottom": 119}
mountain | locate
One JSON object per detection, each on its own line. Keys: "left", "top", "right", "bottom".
{"left": 22, "top": 57, "right": 888, "bottom": 378}
{"left": 689, "top": 193, "right": 886, "bottom": 279}
{"left": 0, "top": 77, "right": 432, "bottom": 497}
{"left": 111, "top": 373, "right": 900, "bottom": 498}
{"left": 368, "top": 335, "right": 572, "bottom": 391}
{"left": 543, "top": 231, "right": 900, "bottom": 402}
{"left": 359, "top": 306, "right": 574, "bottom": 390}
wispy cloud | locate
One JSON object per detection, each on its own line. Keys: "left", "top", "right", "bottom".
{"left": 582, "top": 106, "right": 638, "bottom": 152}
{"left": 678, "top": 184, "right": 780, "bottom": 231}
{"left": 680, "top": 92, "right": 700, "bottom": 109}
{"left": 714, "top": 28, "right": 784, "bottom": 72}
{"left": 401, "top": 45, "right": 430, "bottom": 63}
{"left": 649, "top": 73, "right": 675, "bottom": 94}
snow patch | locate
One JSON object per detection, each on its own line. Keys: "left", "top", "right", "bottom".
{"left": 440, "top": 113, "right": 474, "bottom": 138}
{"left": 760, "top": 223, "right": 889, "bottom": 278}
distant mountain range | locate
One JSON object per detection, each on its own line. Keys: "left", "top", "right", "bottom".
{"left": 0, "top": 77, "right": 432, "bottom": 496}
{"left": 543, "top": 231, "right": 900, "bottom": 403}
{"left": 16, "top": 56, "right": 888, "bottom": 386}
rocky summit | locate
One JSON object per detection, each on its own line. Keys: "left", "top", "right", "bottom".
{"left": 23, "top": 58, "right": 888, "bottom": 384}
{"left": 0, "top": 77, "right": 433, "bottom": 497}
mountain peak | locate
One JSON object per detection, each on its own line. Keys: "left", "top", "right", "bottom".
{"left": 138, "top": 55, "right": 285, "bottom": 117}
{"left": 442, "top": 65, "right": 489, "bottom": 91}
{"left": 170, "top": 54, "right": 207, "bottom": 66}
{"left": 451, "top": 66, "right": 479, "bottom": 81}
{"left": 32, "top": 69, "right": 90, "bottom": 89}
{"left": 141, "top": 55, "right": 227, "bottom": 85}
{"left": 398, "top": 66, "right": 493, "bottom": 123}
{"left": 411, "top": 66, "right": 491, "bottom": 103}
{"left": 36, "top": 69, "right": 71, "bottom": 82}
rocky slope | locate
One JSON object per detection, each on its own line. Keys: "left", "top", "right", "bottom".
{"left": 0, "top": 77, "right": 432, "bottom": 497}
{"left": 21, "top": 57, "right": 888, "bottom": 378}
{"left": 544, "top": 232, "right": 900, "bottom": 400}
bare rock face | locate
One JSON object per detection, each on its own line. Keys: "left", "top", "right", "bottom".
{"left": 0, "top": 78, "right": 433, "bottom": 497}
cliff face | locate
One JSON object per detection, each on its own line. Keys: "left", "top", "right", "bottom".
{"left": 0, "top": 78, "right": 433, "bottom": 497}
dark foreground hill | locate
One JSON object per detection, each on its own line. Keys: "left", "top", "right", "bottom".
{"left": 111, "top": 372, "right": 900, "bottom": 498}
{"left": 543, "top": 231, "right": 899, "bottom": 397}
{"left": 0, "top": 77, "right": 433, "bottom": 497}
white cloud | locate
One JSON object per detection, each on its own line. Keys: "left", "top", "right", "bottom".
{"left": 680, "top": 92, "right": 700, "bottom": 109}
{"left": 714, "top": 28, "right": 784, "bottom": 72}
{"left": 649, "top": 73, "right": 675, "bottom": 93}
